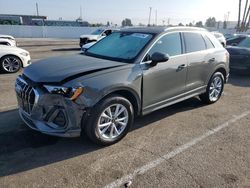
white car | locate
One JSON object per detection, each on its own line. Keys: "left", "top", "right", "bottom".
{"left": 0, "top": 35, "right": 17, "bottom": 46}
{"left": 0, "top": 45, "right": 31, "bottom": 73}
{"left": 79, "top": 28, "right": 118, "bottom": 47}
{"left": 211, "top": 32, "right": 226, "bottom": 47}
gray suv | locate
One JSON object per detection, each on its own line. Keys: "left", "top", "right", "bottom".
{"left": 15, "top": 27, "right": 229, "bottom": 145}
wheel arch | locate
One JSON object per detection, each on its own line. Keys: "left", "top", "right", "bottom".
{"left": 100, "top": 88, "right": 141, "bottom": 116}
{"left": 206, "top": 65, "right": 227, "bottom": 84}
{"left": 0, "top": 54, "right": 23, "bottom": 67}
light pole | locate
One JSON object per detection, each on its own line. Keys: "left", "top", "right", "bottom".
{"left": 148, "top": 7, "right": 152, "bottom": 26}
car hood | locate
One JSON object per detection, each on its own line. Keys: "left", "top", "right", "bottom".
{"left": 23, "top": 54, "right": 127, "bottom": 83}
{"left": 80, "top": 34, "right": 99, "bottom": 40}
{"left": 226, "top": 46, "right": 250, "bottom": 55}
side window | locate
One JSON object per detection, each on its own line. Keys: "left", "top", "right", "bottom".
{"left": 184, "top": 32, "right": 206, "bottom": 53}
{"left": 203, "top": 35, "right": 215, "bottom": 49}
{"left": 147, "top": 32, "right": 182, "bottom": 58}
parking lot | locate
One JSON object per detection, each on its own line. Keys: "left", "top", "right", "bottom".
{"left": 0, "top": 38, "right": 249, "bottom": 188}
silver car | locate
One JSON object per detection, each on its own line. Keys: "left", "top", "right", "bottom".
{"left": 15, "top": 27, "right": 229, "bottom": 145}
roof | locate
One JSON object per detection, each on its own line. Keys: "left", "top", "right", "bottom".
{"left": 121, "top": 26, "right": 207, "bottom": 34}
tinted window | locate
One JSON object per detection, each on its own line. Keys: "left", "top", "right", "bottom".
{"left": 184, "top": 33, "right": 206, "bottom": 53}
{"left": 86, "top": 32, "right": 153, "bottom": 63}
{"left": 203, "top": 35, "right": 214, "bottom": 49}
{"left": 148, "top": 33, "right": 182, "bottom": 57}
{"left": 238, "top": 37, "right": 250, "bottom": 48}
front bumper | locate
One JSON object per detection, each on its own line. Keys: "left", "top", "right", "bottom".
{"left": 21, "top": 55, "right": 32, "bottom": 68}
{"left": 15, "top": 76, "right": 85, "bottom": 138}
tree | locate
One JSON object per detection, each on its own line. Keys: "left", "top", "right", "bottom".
{"left": 107, "top": 21, "right": 110, "bottom": 26}
{"left": 205, "top": 17, "right": 216, "bottom": 27}
{"left": 188, "top": 22, "right": 193, "bottom": 26}
{"left": 178, "top": 23, "right": 184, "bottom": 26}
{"left": 195, "top": 21, "right": 203, "bottom": 27}
{"left": 121, "top": 18, "right": 133, "bottom": 27}
{"left": 223, "top": 21, "right": 227, "bottom": 29}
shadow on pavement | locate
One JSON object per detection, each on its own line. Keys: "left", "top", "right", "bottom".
{"left": 0, "top": 97, "right": 205, "bottom": 177}
{"left": 52, "top": 48, "right": 80, "bottom": 51}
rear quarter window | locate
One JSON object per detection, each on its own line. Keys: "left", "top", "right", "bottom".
{"left": 203, "top": 35, "right": 215, "bottom": 49}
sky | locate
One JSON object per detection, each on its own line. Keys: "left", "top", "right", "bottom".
{"left": 0, "top": 0, "right": 241, "bottom": 25}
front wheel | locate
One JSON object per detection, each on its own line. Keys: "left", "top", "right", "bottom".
{"left": 84, "top": 95, "right": 134, "bottom": 145}
{"left": 199, "top": 72, "right": 224, "bottom": 104}
{"left": 0, "top": 55, "right": 22, "bottom": 73}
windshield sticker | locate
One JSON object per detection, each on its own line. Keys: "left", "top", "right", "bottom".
{"left": 131, "top": 33, "right": 150, "bottom": 38}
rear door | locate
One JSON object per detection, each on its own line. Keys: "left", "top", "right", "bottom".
{"left": 183, "top": 32, "right": 213, "bottom": 91}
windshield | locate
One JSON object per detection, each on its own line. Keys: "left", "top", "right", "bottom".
{"left": 91, "top": 29, "right": 104, "bottom": 35}
{"left": 86, "top": 32, "right": 153, "bottom": 63}
{"left": 238, "top": 37, "right": 250, "bottom": 48}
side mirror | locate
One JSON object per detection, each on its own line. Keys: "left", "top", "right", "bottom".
{"left": 151, "top": 52, "right": 170, "bottom": 65}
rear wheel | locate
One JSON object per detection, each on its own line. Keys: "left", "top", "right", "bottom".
{"left": 199, "top": 72, "right": 224, "bottom": 104}
{"left": 84, "top": 95, "right": 134, "bottom": 145}
{"left": 0, "top": 55, "right": 22, "bottom": 73}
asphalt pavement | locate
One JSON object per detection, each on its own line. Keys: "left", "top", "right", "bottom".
{"left": 0, "top": 38, "right": 249, "bottom": 188}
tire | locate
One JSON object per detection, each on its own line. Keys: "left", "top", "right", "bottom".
{"left": 199, "top": 72, "right": 224, "bottom": 104}
{"left": 84, "top": 95, "right": 134, "bottom": 146}
{"left": 0, "top": 55, "right": 22, "bottom": 73}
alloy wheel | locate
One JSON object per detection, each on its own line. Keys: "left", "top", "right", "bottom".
{"left": 2, "top": 57, "right": 21, "bottom": 73}
{"left": 97, "top": 103, "right": 129, "bottom": 140}
{"left": 209, "top": 76, "right": 223, "bottom": 102}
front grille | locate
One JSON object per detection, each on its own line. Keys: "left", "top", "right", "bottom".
{"left": 16, "top": 77, "right": 36, "bottom": 114}
{"left": 80, "top": 38, "right": 88, "bottom": 45}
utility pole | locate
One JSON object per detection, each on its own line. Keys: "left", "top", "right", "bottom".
{"left": 36, "top": 2, "right": 39, "bottom": 16}
{"left": 148, "top": 7, "right": 152, "bottom": 26}
{"left": 155, "top": 10, "right": 158, "bottom": 26}
{"left": 80, "top": 5, "right": 83, "bottom": 20}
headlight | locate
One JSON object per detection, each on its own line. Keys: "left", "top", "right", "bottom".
{"left": 20, "top": 52, "right": 29, "bottom": 56}
{"left": 44, "top": 85, "right": 84, "bottom": 101}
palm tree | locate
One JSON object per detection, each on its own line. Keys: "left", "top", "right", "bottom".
{"left": 237, "top": 0, "right": 242, "bottom": 31}
{"left": 245, "top": 6, "right": 250, "bottom": 31}
{"left": 241, "top": 0, "right": 249, "bottom": 31}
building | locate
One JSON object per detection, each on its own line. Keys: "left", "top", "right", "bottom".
{"left": 0, "top": 14, "right": 47, "bottom": 25}
{"left": 0, "top": 14, "right": 89, "bottom": 27}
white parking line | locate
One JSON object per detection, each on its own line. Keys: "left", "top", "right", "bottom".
{"left": 104, "top": 110, "right": 250, "bottom": 188}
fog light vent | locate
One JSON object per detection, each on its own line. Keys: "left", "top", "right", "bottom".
{"left": 53, "top": 111, "right": 66, "bottom": 127}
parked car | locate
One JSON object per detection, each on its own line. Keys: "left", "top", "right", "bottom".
{"left": 79, "top": 28, "right": 118, "bottom": 47}
{"left": 226, "top": 34, "right": 249, "bottom": 46}
{"left": 15, "top": 27, "right": 229, "bottom": 145}
{"left": 0, "top": 34, "right": 17, "bottom": 46}
{"left": 224, "top": 33, "right": 234, "bottom": 40}
{"left": 226, "top": 36, "right": 250, "bottom": 74}
{"left": 212, "top": 32, "right": 226, "bottom": 47}
{"left": 0, "top": 45, "right": 31, "bottom": 73}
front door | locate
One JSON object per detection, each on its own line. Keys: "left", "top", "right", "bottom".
{"left": 142, "top": 32, "right": 187, "bottom": 113}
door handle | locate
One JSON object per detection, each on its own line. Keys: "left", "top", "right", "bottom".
{"left": 208, "top": 58, "right": 216, "bottom": 63}
{"left": 177, "top": 64, "right": 186, "bottom": 71}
